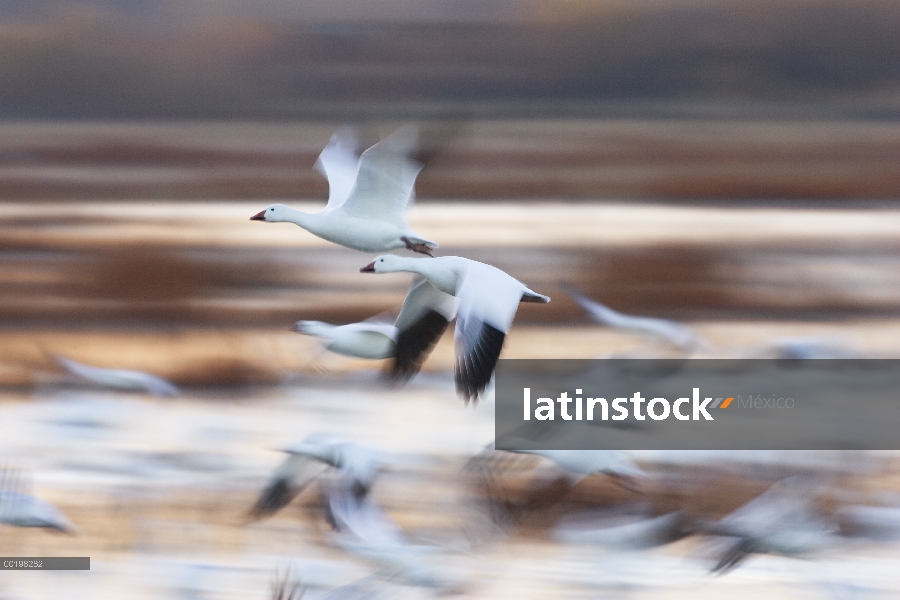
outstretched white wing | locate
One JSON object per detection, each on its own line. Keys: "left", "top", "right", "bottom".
{"left": 394, "top": 276, "right": 457, "bottom": 332}
{"left": 341, "top": 126, "right": 422, "bottom": 223}
{"left": 453, "top": 264, "right": 524, "bottom": 403}
{"left": 315, "top": 126, "right": 360, "bottom": 210}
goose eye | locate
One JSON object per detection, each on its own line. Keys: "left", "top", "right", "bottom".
{"left": 269, "top": 208, "right": 274, "bottom": 211}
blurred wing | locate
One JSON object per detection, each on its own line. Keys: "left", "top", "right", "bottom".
{"left": 716, "top": 476, "right": 822, "bottom": 536}
{"left": 248, "top": 454, "right": 328, "bottom": 520}
{"left": 453, "top": 267, "right": 521, "bottom": 404}
{"left": 341, "top": 126, "right": 422, "bottom": 223}
{"left": 554, "top": 512, "right": 689, "bottom": 550}
{"left": 315, "top": 127, "right": 360, "bottom": 210}
{"left": 390, "top": 278, "right": 456, "bottom": 382}
{"left": 0, "top": 490, "right": 74, "bottom": 532}
{"left": 335, "top": 443, "right": 383, "bottom": 494}
{"left": 324, "top": 477, "right": 407, "bottom": 547}
{"left": 130, "top": 372, "right": 181, "bottom": 397}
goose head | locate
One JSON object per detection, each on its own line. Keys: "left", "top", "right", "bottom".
{"left": 250, "top": 203, "right": 292, "bottom": 222}
{"left": 359, "top": 254, "right": 413, "bottom": 274}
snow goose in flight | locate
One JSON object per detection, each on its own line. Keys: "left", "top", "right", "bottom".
{"left": 564, "top": 285, "right": 707, "bottom": 353}
{"left": 323, "top": 475, "right": 466, "bottom": 591}
{"left": 360, "top": 255, "right": 550, "bottom": 404}
{"left": 250, "top": 126, "right": 438, "bottom": 255}
{"left": 0, "top": 470, "right": 75, "bottom": 533}
{"left": 702, "top": 476, "right": 841, "bottom": 574}
{"left": 248, "top": 433, "right": 383, "bottom": 520}
{"left": 293, "top": 276, "right": 457, "bottom": 381}
{"left": 52, "top": 354, "right": 180, "bottom": 397}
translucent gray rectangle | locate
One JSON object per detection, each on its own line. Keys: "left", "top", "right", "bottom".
{"left": 495, "top": 359, "right": 900, "bottom": 450}
{"left": 0, "top": 557, "right": 90, "bottom": 570}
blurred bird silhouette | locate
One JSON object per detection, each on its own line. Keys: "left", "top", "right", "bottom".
{"left": 322, "top": 475, "right": 466, "bottom": 592}
{"left": 564, "top": 285, "right": 707, "bottom": 353}
{"left": 249, "top": 433, "right": 384, "bottom": 521}
{"left": 553, "top": 508, "right": 692, "bottom": 551}
{"left": 700, "top": 476, "right": 841, "bottom": 574}
{"left": 52, "top": 354, "right": 180, "bottom": 397}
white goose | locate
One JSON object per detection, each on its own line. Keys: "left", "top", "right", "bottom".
{"left": 564, "top": 286, "right": 706, "bottom": 352}
{"left": 360, "top": 255, "right": 550, "bottom": 403}
{"left": 250, "top": 126, "right": 438, "bottom": 255}
{"left": 293, "top": 276, "right": 457, "bottom": 381}
{"left": 53, "top": 354, "right": 180, "bottom": 397}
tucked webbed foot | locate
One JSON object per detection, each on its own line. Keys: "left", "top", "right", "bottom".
{"left": 401, "top": 237, "right": 435, "bottom": 257}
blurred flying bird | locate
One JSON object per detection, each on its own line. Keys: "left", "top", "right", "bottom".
{"left": 249, "top": 433, "right": 383, "bottom": 520}
{"left": 508, "top": 448, "right": 647, "bottom": 492}
{"left": 323, "top": 476, "right": 465, "bottom": 591}
{"left": 564, "top": 285, "right": 706, "bottom": 352}
{"left": 553, "top": 510, "right": 691, "bottom": 550}
{"left": 701, "top": 476, "right": 841, "bottom": 574}
{"left": 294, "top": 276, "right": 457, "bottom": 381}
{"left": 251, "top": 126, "right": 438, "bottom": 255}
{"left": 360, "top": 255, "right": 550, "bottom": 404}
{"left": 0, "top": 469, "right": 75, "bottom": 533}
{"left": 52, "top": 354, "right": 180, "bottom": 397}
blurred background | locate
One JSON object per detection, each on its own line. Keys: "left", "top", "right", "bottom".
{"left": 1, "top": 0, "right": 900, "bottom": 598}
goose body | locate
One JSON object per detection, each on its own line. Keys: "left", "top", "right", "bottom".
{"left": 294, "top": 321, "right": 397, "bottom": 359}
{"left": 53, "top": 355, "right": 180, "bottom": 397}
{"left": 251, "top": 126, "right": 437, "bottom": 255}
{"left": 294, "top": 276, "right": 457, "bottom": 378}
{"left": 360, "top": 255, "right": 550, "bottom": 403}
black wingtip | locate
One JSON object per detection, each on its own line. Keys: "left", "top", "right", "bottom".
{"left": 247, "top": 478, "right": 297, "bottom": 521}
{"left": 456, "top": 324, "right": 505, "bottom": 405}
{"left": 389, "top": 309, "right": 450, "bottom": 383}
{"left": 711, "top": 538, "right": 753, "bottom": 575}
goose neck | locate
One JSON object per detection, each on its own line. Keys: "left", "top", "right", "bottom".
{"left": 283, "top": 207, "right": 311, "bottom": 226}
